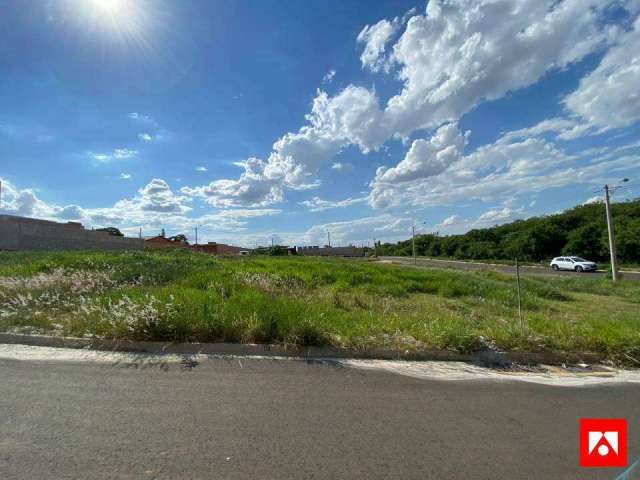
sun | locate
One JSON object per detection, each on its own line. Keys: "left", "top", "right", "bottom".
{"left": 68, "top": 0, "right": 160, "bottom": 58}
{"left": 90, "top": 0, "right": 125, "bottom": 14}
{"left": 77, "top": 0, "right": 143, "bottom": 36}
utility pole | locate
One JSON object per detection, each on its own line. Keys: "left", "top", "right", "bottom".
{"left": 327, "top": 231, "right": 331, "bottom": 247}
{"left": 604, "top": 184, "right": 619, "bottom": 282}
{"left": 515, "top": 257, "right": 524, "bottom": 335}
{"left": 373, "top": 238, "right": 377, "bottom": 257}
{"left": 412, "top": 224, "right": 416, "bottom": 265}
{"left": 195, "top": 225, "right": 198, "bottom": 246}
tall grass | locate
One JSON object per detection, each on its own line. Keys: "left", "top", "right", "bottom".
{"left": 0, "top": 250, "right": 639, "bottom": 361}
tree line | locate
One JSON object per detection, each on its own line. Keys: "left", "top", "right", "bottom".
{"left": 375, "top": 199, "right": 640, "bottom": 264}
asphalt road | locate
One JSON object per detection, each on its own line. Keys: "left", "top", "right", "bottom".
{"left": 1, "top": 353, "right": 639, "bottom": 479}
{"left": 378, "top": 256, "right": 640, "bottom": 280}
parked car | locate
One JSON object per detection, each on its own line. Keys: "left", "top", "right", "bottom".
{"left": 550, "top": 256, "right": 597, "bottom": 272}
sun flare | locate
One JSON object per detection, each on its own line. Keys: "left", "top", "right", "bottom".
{"left": 90, "top": 0, "right": 125, "bottom": 14}
{"left": 76, "top": 0, "right": 147, "bottom": 38}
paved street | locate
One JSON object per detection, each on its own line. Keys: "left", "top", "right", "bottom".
{"left": 378, "top": 256, "right": 640, "bottom": 281}
{"left": 1, "top": 349, "right": 639, "bottom": 479}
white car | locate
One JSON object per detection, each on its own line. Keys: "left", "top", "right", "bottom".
{"left": 550, "top": 256, "right": 597, "bottom": 272}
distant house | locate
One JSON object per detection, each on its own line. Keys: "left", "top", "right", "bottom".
{"left": 296, "top": 245, "right": 365, "bottom": 257}
{"left": 144, "top": 235, "right": 188, "bottom": 250}
{"left": 192, "top": 241, "right": 246, "bottom": 256}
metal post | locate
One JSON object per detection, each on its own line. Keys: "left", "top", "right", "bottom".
{"left": 604, "top": 184, "right": 619, "bottom": 282}
{"left": 515, "top": 257, "right": 524, "bottom": 335}
{"left": 412, "top": 225, "right": 416, "bottom": 265}
{"left": 195, "top": 225, "right": 198, "bottom": 246}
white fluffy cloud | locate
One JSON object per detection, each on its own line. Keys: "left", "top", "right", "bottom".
{"left": 331, "top": 0, "right": 612, "bottom": 155}
{"left": 475, "top": 207, "right": 524, "bottom": 226}
{"left": 299, "top": 196, "right": 367, "bottom": 212}
{"left": 0, "top": 177, "right": 282, "bottom": 245}
{"left": 0, "top": 180, "right": 53, "bottom": 218}
{"left": 181, "top": 158, "right": 283, "bottom": 208}
{"left": 0, "top": 177, "right": 190, "bottom": 224}
{"left": 127, "top": 178, "right": 190, "bottom": 214}
{"left": 369, "top": 119, "right": 640, "bottom": 210}
{"left": 565, "top": 16, "right": 640, "bottom": 130}
{"left": 438, "top": 214, "right": 462, "bottom": 227}
{"left": 185, "top": 0, "right": 623, "bottom": 208}
{"left": 583, "top": 196, "right": 603, "bottom": 205}
{"left": 502, "top": 117, "right": 585, "bottom": 142}
{"left": 181, "top": 86, "right": 383, "bottom": 206}
{"left": 357, "top": 18, "right": 400, "bottom": 72}
{"left": 374, "top": 123, "right": 467, "bottom": 185}
{"left": 56, "top": 205, "right": 85, "bottom": 220}
{"left": 382, "top": 0, "right": 615, "bottom": 137}
{"left": 370, "top": 122, "right": 468, "bottom": 208}
{"left": 272, "top": 86, "right": 385, "bottom": 169}
{"left": 434, "top": 206, "right": 527, "bottom": 234}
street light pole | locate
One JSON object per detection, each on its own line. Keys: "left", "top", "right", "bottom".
{"left": 604, "top": 184, "right": 619, "bottom": 282}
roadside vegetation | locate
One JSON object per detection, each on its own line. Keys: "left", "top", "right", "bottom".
{"left": 376, "top": 199, "right": 640, "bottom": 265}
{"left": 0, "top": 250, "right": 639, "bottom": 363}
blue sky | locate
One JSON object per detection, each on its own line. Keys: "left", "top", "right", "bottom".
{"left": 1, "top": 0, "right": 639, "bottom": 247}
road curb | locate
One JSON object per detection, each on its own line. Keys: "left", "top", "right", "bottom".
{"left": 0, "top": 332, "right": 605, "bottom": 366}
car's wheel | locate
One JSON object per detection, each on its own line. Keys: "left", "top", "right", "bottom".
{"left": 551, "top": 264, "right": 559, "bottom": 271}
{"left": 575, "top": 266, "right": 583, "bottom": 273}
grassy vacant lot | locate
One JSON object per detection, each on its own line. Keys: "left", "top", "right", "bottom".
{"left": 0, "top": 250, "right": 639, "bottom": 362}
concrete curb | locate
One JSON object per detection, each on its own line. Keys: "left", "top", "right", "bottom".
{"left": 0, "top": 332, "right": 604, "bottom": 366}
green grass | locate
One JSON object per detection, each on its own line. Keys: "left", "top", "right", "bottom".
{"left": 1, "top": 250, "right": 639, "bottom": 363}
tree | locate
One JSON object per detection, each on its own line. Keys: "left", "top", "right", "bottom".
{"left": 527, "top": 224, "right": 567, "bottom": 261}
{"left": 375, "top": 199, "right": 640, "bottom": 263}
{"left": 562, "top": 224, "right": 605, "bottom": 260}
{"left": 466, "top": 241, "right": 498, "bottom": 260}
{"left": 96, "top": 227, "right": 123, "bottom": 237}
{"left": 616, "top": 219, "right": 640, "bottom": 263}
{"left": 502, "top": 232, "right": 532, "bottom": 259}
{"left": 169, "top": 234, "right": 188, "bottom": 244}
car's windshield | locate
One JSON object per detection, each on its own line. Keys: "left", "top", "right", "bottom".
{"left": 571, "top": 257, "right": 588, "bottom": 262}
